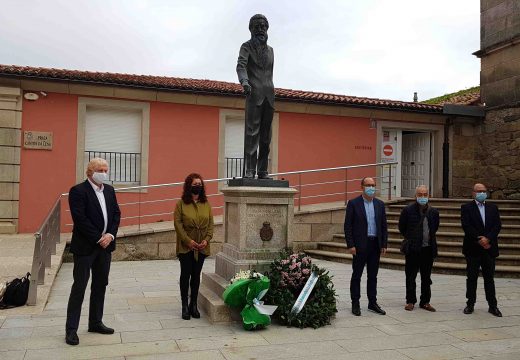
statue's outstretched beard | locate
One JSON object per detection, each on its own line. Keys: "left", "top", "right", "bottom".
{"left": 252, "top": 33, "right": 269, "bottom": 69}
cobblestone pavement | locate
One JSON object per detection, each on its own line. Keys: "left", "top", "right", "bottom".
{"left": 1, "top": 258, "right": 520, "bottom": 360}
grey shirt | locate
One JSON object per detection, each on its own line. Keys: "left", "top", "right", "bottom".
{"left": 422, "top": 216, "right": 430, "bottom": 247}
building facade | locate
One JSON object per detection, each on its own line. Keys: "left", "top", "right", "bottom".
{"left": 0, "top": 65, "right": 480, "bottom": 234}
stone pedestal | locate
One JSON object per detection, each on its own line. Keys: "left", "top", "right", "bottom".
{"left": 199, "top": 186, "right": 297, "bottom": 322}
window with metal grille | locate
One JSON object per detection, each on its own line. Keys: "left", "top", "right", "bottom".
{"left": 225, "top": 117, "right": 244, "bottom": 178}
{"left": 84, "top": 106, "right": 142, "bottom": 185}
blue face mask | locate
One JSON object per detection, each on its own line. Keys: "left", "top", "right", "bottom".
{"left": 364, "top": 186, "right": 376, "bottom": 197}
{"left": 475, "top": 192, "right": 487, "bottom": 203}
{"left": 417, "top": 197, "right": 429, "bottom": 206}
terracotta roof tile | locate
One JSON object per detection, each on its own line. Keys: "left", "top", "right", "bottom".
{"left": 0, "top": 64, "right": 443, "bottom": 113}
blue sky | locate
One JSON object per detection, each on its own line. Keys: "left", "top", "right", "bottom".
{"left": 0, "top": 0, "right": 480, "bottom": 102}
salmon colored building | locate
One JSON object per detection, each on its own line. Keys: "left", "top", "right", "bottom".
{"left": 0, "top": 65, "right": 482, "bottom": 234}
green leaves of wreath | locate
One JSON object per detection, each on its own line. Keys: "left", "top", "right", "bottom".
{"left": 264, "top": 251, "right": 337, "bottom": 328}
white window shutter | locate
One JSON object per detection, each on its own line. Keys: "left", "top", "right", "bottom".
{"left": 225, "top": 118, "right": 244, "bottom": 177}
{"left": 85, "top": 106, "right": 142, "bottom": 184}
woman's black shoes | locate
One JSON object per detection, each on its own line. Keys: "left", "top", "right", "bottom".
{"left": 190, "top": 302, "right": 200, "bottom": 318}
{"left": 181, "top": 300, "right": 191, "bottom": 320}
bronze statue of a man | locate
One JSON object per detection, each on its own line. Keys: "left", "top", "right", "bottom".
{"left": 237, "top": 14, "right": 274, "bottom": 179}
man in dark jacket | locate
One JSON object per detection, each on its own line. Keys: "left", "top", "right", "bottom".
{"left": 236, "top": 14, "right": 275, "bottom": 179}
{"left": 65, "top": 158, "right": 121, "bottom": 345}
{"left": 399, "top": 185, "right": 439, "bottom": 312}
{"left": 461, "top": 183, "right": 502, "bottom": 317}
{"left": 344, "top": 177, "right": 388, "bottom": 316}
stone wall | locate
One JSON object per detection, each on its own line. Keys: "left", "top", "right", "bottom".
{"left": 480, "top": 41, "right": 520, "bottom": 108}
{"left": 479, "top": 0, "right": 520, "bottom": 108}
{"left": 471, "top": 0, "right": 520, "bottom": 198}
{"left": 0, "top": 86, "right": 22, "bottom": 234}
{"left": 292, "top": 206, "right": 345, "bottom": 251}
{"left": 481, "top": 0, "right": 520, "bottom": 50}
{"left": 451, "top": 122, "right": 478, "bottom": 197}
{"left": 109, "top": 205, "right": 347, "bottom": 260}
{"left": 450, "top": 107, "right": 520, "bottom": 199}
{"left": 477, "top": 107, "right": 520, "bottom": 199}
{"left": 112, "top": 221, "right": 224, "bottom": 261}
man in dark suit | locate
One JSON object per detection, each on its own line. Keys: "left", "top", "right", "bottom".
{"left": 399, "top": 185, "right": 439, "bottom": 312}
{"left": 65, "top": 158, "right": 121, "bottom": 345}
{"left": 236, "top": 14, "right": 275, "bottom": 179}
{"left": 344, "top": 177, "right": 388, "bottom": 316}
{"left": 461, "top": 183, "right": 502, "bottom": 317}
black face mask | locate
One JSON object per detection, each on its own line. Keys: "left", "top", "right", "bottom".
{"left": 191, "top": 185, "right": 202, "bottom": 195}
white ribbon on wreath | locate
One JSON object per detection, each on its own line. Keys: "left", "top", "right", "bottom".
{"left": 291, "top": 271, "right": 320, "bottom": 314}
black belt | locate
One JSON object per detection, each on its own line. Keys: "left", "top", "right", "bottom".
{"left": 368, "top": 236, "right": 378, "bottom": 240}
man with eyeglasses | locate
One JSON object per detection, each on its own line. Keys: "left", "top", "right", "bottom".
{"left": 461, "top": 183, "right": 502, "bottom": 317}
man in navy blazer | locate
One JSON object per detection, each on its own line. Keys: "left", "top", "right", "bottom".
{"left": 344, "top": 177, "right": 388, "bottom": 316}
{"left": 461, "top": 183, "right": 502, "bottom": 317}
{"left": 65, "top": 158, "right": 121, "bottom": 345}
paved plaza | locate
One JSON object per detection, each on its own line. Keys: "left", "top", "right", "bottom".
{"left": 1, "top": 258, "right": 520, "bottom": 360}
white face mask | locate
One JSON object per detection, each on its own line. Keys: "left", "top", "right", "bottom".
{"left": 92, "top": 172, "right": 108, "bottom": 184}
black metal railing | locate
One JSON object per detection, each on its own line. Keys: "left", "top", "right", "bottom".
{"left": 85, "top": 151, "right": 141, "bottom": 183}
{"left": 225, "top": 157, "right": 244, "bottom": 178}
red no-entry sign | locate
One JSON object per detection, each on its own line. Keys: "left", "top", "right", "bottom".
{"left": 383, "top": 144, "right": 393, "bottom": 156}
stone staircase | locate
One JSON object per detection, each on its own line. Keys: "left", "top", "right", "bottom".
{"left": 305, "top": 198, "right": 520, "bottom": 277}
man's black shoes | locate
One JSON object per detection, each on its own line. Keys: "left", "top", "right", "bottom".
{"left": 258, "top": 174, "right": 273, "bottom": 180}
{"left": 368, "top": 303, "right": 386, "bottom": 315}
{"left": 352, "top": 302, "right": 361, "bottom": 316}
{"left": 463, "top": 304, "right": 474, "bottom": 314}
{"left": 489, "top": 306, "right": 502, "bottom": 317}
{"left": 65, "top": 330, "right": 79, "bottom": 345}
{"left": 88, "top": 322, "right": 115, "bottom": 334}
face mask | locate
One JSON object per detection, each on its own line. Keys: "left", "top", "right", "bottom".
{"left": 364, "top": 186, "right": 376, "bottom": 197}
{"left": 191, "top": 185, "right": 202, "bottom": 195}
{"left": 417, "top": 197, "right": 429, "bottom": 206}
{"left": 475, "top": 192, "right": 487, "bottom": 203}
{"left": 92, "top": 172, "right": 108, "bottom": 184}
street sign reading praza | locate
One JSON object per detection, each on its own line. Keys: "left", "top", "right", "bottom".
{"left": 23, "top": 131, "right": 53, "bottom": 150}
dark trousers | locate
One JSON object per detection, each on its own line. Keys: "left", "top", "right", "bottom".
{"left": 465, "top": 253, "right": 497, "bottom": 307}
{"left": 244, "top": 98, "right": 274, "bottom": 177}
{"left": 350, "top": 238, "right": 380, "bottom": 304}
{"left": 66, "top": 247, "right": 111, "bottom": 331}
{"left": 178, "top": 251, "right": 206, "bottom": 302}
{"left": 405, "top": 246, "right": 434, "bottom": 305}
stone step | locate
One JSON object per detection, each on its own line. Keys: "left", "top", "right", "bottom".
{"left": 396, "top": 198, "right": 520, "bottom": 208}
{"left": 386, "top": 228, "right": 520, "bottom": 240}
{"left": 317, "top": 242, "right": 520, "bottom": 266}
{"left": 386, "top": 219, "right": 520, "bottom": 234}
{"left": 331, "top": 231, "right": 520, "bottom": 245}
{"left": 0, "top": 221, "right": 16, "bottom": 234}
{"left": 198, "top": 272, "right": 241, "bottom": 323}
{"left": 387, "top": 204, "right": 520, "bottom": 216}
{"left": 386, "top": 214, "right": 520, "bottom": 226}
{"left": 201, "top": 272, "right": 229, "bottom": 298}
{"left": 387, "top": 237, "right": 520, "bottom": 255}
{"left": 304, "top": 249, "right": 520, "bottom": 277}
{"left": 331, "top": 235, "right": 520, "bottom": 254}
